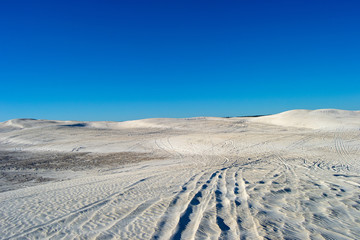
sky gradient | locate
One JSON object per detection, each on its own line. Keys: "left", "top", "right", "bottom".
{"left": 1, "top": 0, "right": 359, "bottom": 121}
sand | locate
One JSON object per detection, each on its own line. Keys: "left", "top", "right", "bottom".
{"left": 0, "top": 109, "right": 359, "bottom": 239}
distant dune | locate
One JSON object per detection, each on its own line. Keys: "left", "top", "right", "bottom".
{"left": 251, "top": 109, "right": 360, "bottom": 130}
{"left": 2, "top": 109, "right": 360, "bottom": 132}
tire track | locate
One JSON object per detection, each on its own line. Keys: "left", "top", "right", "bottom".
{"left": 169, "top": 170, "right": 220, "bottom": 240}
{"left": 215, "top": 168, "right": 239, "bottom": 239}
{"left": 233, "top": 168, "right": 261, "bottom": 240}
{"left": 151, "top": 171, "right": 209, "bottom": 239}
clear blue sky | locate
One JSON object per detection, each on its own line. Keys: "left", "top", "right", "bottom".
{"left": 1, "top": 0, "right": 359, "bottom": 121}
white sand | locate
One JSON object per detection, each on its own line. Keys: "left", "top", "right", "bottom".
{"left": 1, "top": 109, "right": 360, "bottom": 239}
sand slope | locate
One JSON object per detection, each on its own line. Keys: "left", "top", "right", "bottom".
{"left": 251, "top": 109, "right": 360, "bottom": 130}
{"left": 1, "top": 109, "right": 360, "bottom": 239}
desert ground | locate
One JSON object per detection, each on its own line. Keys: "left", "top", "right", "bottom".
{"left": 0, "top": 109, "right": 360, "bottom": 240}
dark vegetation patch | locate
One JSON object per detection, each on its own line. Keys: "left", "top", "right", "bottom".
{"left": 0, "top": 150, "right": 164, "bottom": 171}
{"left": 0, "top": 150, "right": 165, "bottom": 192}
{"left": 61, "top": 123, "right": 87, "bottom": 127}
{"left": 223, "top": 114, "right": 270, "bottom": 118}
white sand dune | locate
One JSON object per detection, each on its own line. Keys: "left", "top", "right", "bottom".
{"left": 251, "top": 109, "right": 360, "bottom": 130}
{"left": 1, "top": 109, "right": 360, "bottom": 239}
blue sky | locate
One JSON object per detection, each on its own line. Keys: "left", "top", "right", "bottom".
{"left": 1, "top": 0, "right": 359, "bottom": 121}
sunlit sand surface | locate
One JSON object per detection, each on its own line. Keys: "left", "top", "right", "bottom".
{"left": 1, "top": 109, "right": 360, "bottom": 239}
